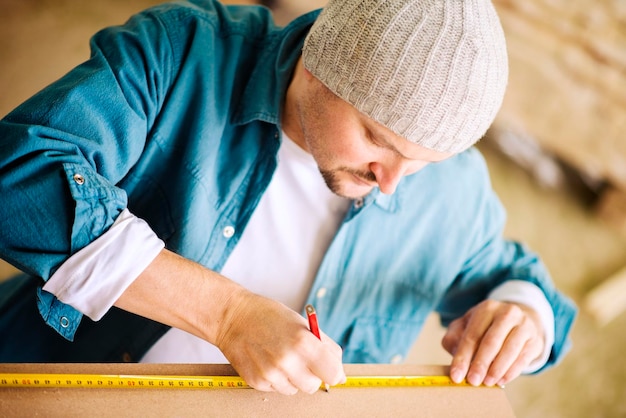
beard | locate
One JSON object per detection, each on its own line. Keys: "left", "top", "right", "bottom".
{"left": 318, "top": 167, "right": 377, "bottom": 199}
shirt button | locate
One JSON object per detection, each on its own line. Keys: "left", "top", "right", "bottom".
{"left": 73, "top": 174, "right": 85, "bottom": 185}
{"left": 354, "top": 198, "right": 364, "bottom": 209}
{"left": 59, "top": 316, "right": 70, "bottom": 328}
{"left": 223, "top": 226, "right": 235, "bottom": 238}
{"left": 390, "top": 354, "right": 403, "bottom": 364}
{"left": 316, "top": 288, "right": 327, "bottom": 299}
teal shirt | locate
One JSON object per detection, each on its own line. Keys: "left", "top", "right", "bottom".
{"left": 0, "top": 0, "right": 576, "bottom": 369}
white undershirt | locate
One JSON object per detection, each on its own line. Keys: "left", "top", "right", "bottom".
{"left": 43, "top": 134, "right": 554, "bottom": 371}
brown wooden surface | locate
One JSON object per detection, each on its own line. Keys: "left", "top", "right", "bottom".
{"left": 0, "top": 364, "right": 515, "bottom": 417}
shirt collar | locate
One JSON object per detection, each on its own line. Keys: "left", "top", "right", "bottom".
{"left": 232, "top": 10, "right": 321, "bottom": 127}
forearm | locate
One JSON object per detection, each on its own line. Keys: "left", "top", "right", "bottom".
{"left": 115, "top": 248, "right": 346, "bottom": 394}
{"left": 114, "top": 248, "right": 246, "bottom": 346}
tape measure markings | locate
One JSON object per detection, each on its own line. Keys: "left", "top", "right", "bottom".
{"left": 0, "top": 373, "right": 470, "bottom": 390}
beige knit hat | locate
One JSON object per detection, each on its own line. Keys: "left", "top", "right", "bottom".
{"left": 302, "top": 0, "right": 508, "bottom": 154}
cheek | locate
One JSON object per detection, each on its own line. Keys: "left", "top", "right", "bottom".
{"left": 324, "top": 126, "right": 373, "bottom": 163}
{"left": 302, "top": 100, "right": 373, "bottom": 166}
{"left": 323, "top": 139, "right": 372, "bottom": 172}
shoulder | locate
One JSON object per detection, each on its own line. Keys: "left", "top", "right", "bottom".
{"left": 134, "top": 0, "right": 278, "bottom": 37}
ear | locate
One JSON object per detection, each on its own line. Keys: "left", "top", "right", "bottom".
{"left": 303, "top": 65, "right": 314, "bottom": 81}
{"left": 300, "top": 58, "right": 315, "bottom": 82}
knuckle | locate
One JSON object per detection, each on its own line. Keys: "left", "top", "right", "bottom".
{"left": 333, "top": 343, "right": 344, "bottom": 358}
{"left": 463, "top": 330, "right": 483, "bottom": 346}
{"left": 470, "top": 359, "right": 490, "bottom": 373}
{"left": 502, "top": 303, "right": 523, "bottom": 319}
{"left": 479, "top": 332, "right": 502, "bottom": 351}
{"left": 441, "top": 332, "right": 454, "bottom": 347}
{"left": 479, "top": 299, "right": 500, "bottom": 312}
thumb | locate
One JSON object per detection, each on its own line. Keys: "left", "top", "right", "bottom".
{"left": 441, "top": 316, "right": 467, "bottom": 355}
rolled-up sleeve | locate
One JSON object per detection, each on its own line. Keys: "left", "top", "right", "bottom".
{"left": 0, "top": 8, "right": 176, "bottom": 339}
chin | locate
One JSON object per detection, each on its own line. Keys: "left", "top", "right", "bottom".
{"left": 334, "top": 183, "right": 373, "bottom": 199}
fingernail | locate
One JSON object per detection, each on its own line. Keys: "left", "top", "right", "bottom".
{"left": 450, "top": 368, "right": 463, "bottom": 384}
{"left": 467, "top": 372, "right": 481, "bottom": 386}
{"left": 483, "top": 376, "right": 496, "bottom": 387}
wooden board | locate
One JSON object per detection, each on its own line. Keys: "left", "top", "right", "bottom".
{"left": 0, "top": 364, "right": 515, "bottom": 417}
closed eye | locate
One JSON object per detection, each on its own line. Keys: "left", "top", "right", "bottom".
{"left": 366, "top": 128, "right": 406, "bottom": 159}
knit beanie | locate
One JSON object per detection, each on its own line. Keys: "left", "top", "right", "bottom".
{"left": 302, "top": 0, "right": 508, "bottom": 154}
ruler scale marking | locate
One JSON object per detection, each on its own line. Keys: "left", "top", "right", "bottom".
{"left": 0, "top": 373, "right": 471, "bottom": 390}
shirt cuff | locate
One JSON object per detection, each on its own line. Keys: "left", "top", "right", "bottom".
{"left": 43, "top": 209, "right": 165, "bottom": 321}
{"left": 488, "top": 280, "right": 555, "bottom": 374}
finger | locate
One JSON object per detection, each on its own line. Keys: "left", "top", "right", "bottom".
{"left": 320, "top": 330, "right": 345, "bottom": 361}
{"left": 480, "top": 323, "right": 528, "bottom": 386}
{"left": 251, "top": 367, "right": 301, "bottom": 395}
{"left": 466, "top": 304, "right": 526, "bottom": 386}
{"left": 283, "top": 362, "right": 324, "bottom": 394}
{"left": 449, "top": 308, "right": 494, "bottom": 384}
{"left": 298, "top": 375, "right": 325, "bottom": 394}
{"left": 492, "top": 327, "right": 544, "bottom": 386}
{"left": 269, "top": 378, "right": 300, "bottom": 396}
{"left": 265, "top": 330, "right": 343, "bottom": 393}
{"left": 232, "top": 347, "right": 303, "bottom": 395}
{"left": 307, "top": 332, "right": 346, "bottom": 387}
{"left": 496, "top": 341, "right": 539, "bottom": 387}
{"left": 320, "top": 331, "right": 347, "bottom": 384}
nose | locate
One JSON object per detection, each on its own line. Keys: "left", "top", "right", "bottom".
{"left": 370, "top": 160, "right": 428, "bottom": 195}
{"left": 369, "top": 161, "right": 406, "bottom": 195}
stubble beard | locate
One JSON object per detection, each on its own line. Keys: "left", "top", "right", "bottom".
{"left": 318, "top": 167, "right": 376, "bottom": 199}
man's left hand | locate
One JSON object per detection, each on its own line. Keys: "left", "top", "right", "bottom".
{"left": 441, "top": 300, "right": 545, "bottom": 387}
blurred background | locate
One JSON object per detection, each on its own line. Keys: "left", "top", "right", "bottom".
{"left": 1, "top": 0, "right": 625, "bottom": 416}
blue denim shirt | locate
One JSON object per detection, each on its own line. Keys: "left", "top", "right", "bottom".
{"left": 0, "top": 0, "right": 576, "bottom": 368}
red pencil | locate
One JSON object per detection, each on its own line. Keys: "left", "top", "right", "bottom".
{"left": 306, "top": 304, "right": 321, "bottom": 339}
{"left": 305, "top": 304, "right": 329, "bottom": 392}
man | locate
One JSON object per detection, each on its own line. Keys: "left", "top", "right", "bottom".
{"left": 0, "top": 0, "right": 575, "bottom": 395}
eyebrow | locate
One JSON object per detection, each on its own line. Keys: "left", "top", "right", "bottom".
{"left": 368, "top": 124, "right": 452, "bottom": 164}
{"left": 367, "top": 124, "right": 412, "bottom": 160}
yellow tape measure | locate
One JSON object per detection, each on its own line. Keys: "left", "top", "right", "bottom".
{"left": 0, "top": 373, "right": 466, "bottom": 390}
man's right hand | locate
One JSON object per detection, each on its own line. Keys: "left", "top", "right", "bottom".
{"left": 115, "top": 248, "right": 345, "bottom": 395}
{"left": 215, "top": 289, "right": 346, "bottom": 394}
